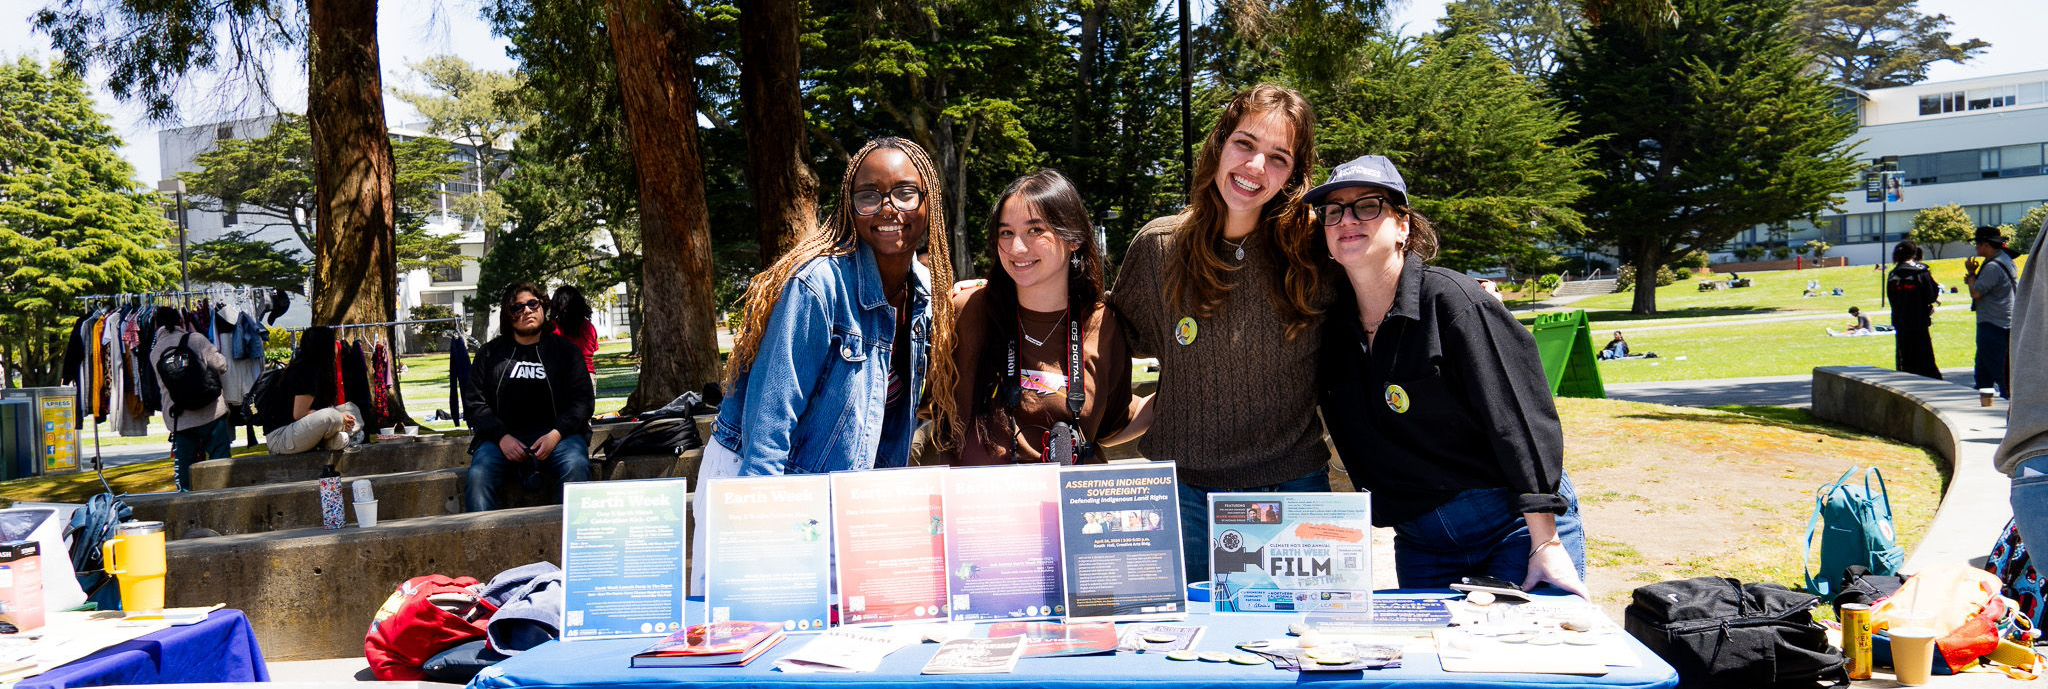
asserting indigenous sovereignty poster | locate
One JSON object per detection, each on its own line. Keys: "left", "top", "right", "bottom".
{"left": 1209, "top": 492, "right": 1372, "bottom": 614}
{"left": 1057, "top": 462, "right": 1188, "bottom": 621}
{"left": 561, "top": 479, "right": 690, "bottom": 640}
{"left": 832, "top": 467, "right": 950, "bottom": 626}
{"left": 944, "top": 464, "right": 1064, "bottom": 621}
{"left": 703, "top": 474, "right": 833, "bottom": 631}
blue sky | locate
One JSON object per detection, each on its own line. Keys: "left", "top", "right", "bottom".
{"left": 2, "top": 0, "right": 2044, "bottom": 182}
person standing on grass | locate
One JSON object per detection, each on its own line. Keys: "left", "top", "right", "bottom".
{"left": 1310, "top": 155, "right": 1588, "bottom": 597}
{"left": 1108, "top": 84, "right": 1332, "bottom": 583}
{"left": 463, "top": 282, "right": 596, "bottom": 512}
{"left": 1966, "top": 226, "right": 2019, "bottom": 398}
{"left": 1886, "top": 240, "right": 1940, "bottom": 379}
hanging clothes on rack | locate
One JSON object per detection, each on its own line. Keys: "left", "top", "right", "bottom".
{"left": 342, "top": 339, "right": 375, "bottom": 431}
{"left": 449, "top": 335, "right": 470, "bottom": 424}
{"left": 370, "top": 339, "right": 394, "bottom": 427}
{"left": 116, "top": 304, "right": 149, "bottom": 436}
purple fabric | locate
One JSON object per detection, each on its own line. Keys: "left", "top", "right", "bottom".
{"left": 17, "top": 610, "right": 268, "bottom": 689}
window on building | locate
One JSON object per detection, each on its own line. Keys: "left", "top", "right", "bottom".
{"left": 215, "top": 125, "right": 234, "bottom": 140}
{"left": 1969, "top": 205, "right": 2002, "bottom": 227}
{"left": 2002, "top": 144, "right": 2045, "bottom": 177}
{"left": 421, "top": 291, "right": 457, "bottom": 306}
{"left": 223, "top": 206, "right": 238, "bottom": 226}
{"left": 430, "top": 265, "right": 463, "bottom": 284}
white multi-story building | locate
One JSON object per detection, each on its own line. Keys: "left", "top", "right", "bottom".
{"left": 157, "top": 116, "right": 633, "bottom": 343}
{"left": 1723, "top": 69, "right": 2048, "bottom": 264}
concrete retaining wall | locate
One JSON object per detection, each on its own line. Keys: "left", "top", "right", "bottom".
{"left": 190, "top": 437, "right": 472, "bottom": 490}
{"left": 130, "top": 469, "right": 463, "bottom": 538}
{"left": 169, "top": 506, "right": 563, "bottom": 661}
{"left": 1810, "top": 365, "right": 2013, "bottom": 573}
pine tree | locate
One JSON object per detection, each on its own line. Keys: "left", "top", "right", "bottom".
{"left": 0, "top": 58, "right": 178, "bottom": 385}
{"left": 1552, "top": 0, "right": 1862, "bottom": 314}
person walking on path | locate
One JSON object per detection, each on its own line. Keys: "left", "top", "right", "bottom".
{"left": 1966, "top": 226, "right": 2020, "bottom": 398}
{"left": 1886, "top": 241, "right": 1941, "bottom": 379}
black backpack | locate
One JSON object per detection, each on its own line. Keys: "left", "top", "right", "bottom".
{"left": 245, "top": 367, "right": 291, "bottom": 431}
{"left": 597, "top": 417, "right": 704, "bottom": 459}
{"left": 1624, "top": 577, "right": 1845, "bottom": 689}
{"left": 155, "top": 333, "right": 222, "bottom": 418}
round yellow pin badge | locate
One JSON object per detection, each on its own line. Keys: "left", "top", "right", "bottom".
{"left": 1384, "top": 384, "right": 1410, "bottom": 414}
{"left": 1175, "top": 316, "right": 1199, "bottom": 346}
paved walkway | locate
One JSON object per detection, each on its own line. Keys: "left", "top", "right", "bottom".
{"left": 1607, "top": 368, "right": 1977, "bottom": 407}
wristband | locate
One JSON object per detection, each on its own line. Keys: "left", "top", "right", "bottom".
{"left": 1528, "top": 537, "right": 1563, "bottom": 559}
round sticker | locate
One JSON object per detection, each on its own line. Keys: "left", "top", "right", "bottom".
{"left": 1175, "top": 316, "right": 1199, "bottom": 346}
{"left": 1384, "top": 384, "right": 1411, "bottom": 414}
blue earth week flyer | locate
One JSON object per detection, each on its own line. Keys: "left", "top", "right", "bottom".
{"left": 1208, "top": 492, "right": 1372, "bottom": 614}
{"left": 702, "top": 474, "right": 833, "bottom": 632}
{"left": 560, "top": 479, "right": 690, "bottom": 640}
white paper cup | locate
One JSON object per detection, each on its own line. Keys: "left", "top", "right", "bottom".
{"left": 354, "top": 500, "right": 380, "bottom": 528}
{"left": 1890, "top": 627, "right": 1938, "bottom": 685}
{"left": 351, "top": 479, "right": 374, "bottom": 503}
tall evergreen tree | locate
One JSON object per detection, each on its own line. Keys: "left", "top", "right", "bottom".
{"left": 1317, "top": 33, "right": 1593, "bottom": 274}
{"left": 1439, "top": 0, "right": 1582, "bottom": 77}
{"left": 0, "top": 58, "right": 178, "bottom": 386}
{"left": 1795, "top": 0, "right": 1988, "bottom": 89}
{"left": 1552, "top": 0, "right": 1861, "bottom": 314}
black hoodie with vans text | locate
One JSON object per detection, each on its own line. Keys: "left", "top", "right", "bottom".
{"left": 465, "top": 332, "right": 594, "bottom": 448}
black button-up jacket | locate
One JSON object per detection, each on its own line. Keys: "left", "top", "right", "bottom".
{"left": 1316, "top": 254, "right": 1568, "bottom": 528}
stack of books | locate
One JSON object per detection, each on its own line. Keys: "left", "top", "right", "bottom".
{"left": 631, "top": 621, "right": 787, "bottom": 668}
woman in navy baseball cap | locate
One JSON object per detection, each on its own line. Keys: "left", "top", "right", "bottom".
{"left": 1310, "top": 155, "right": 1590, "bottom": 597}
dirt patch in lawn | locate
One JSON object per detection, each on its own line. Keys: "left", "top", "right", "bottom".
{"left": 1558, "top": 398, "right": 1942, "bottom": 618}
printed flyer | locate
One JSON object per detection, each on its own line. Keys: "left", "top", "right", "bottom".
{"left": 832, "top": 467, "right": 949, "bottom": 626}
{"left": 1209, "top": 492, "right": 1371, "bottom": 614}
{"left": 703, "top": 474, "right": 833, "bottom": 632}
{"left": 943, "top": 464, "right": 1064, "bottom": 621}
{"left": 560, "top": 478, "right": 690, "bottom": 640}
{"left": 1056, "top": 462, "right": 1187, "bottom": 621}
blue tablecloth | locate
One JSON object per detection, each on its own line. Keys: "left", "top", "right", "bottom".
{"left": 17, "top": 610, "right": 270, "bottom": 689}
{"left": 470, "top": 594, "right": 1677, "bottom": 689}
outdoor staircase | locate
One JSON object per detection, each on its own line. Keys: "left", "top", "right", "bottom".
{"left": 1550, "top": 278, "right": 1619, "bottom": 297}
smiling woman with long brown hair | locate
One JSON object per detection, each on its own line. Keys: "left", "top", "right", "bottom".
{"left": 1107, "top": 83, "right": 1331, "bottom": 582}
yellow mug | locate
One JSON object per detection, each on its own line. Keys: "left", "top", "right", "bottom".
{"left": 101, "top": 520, "right": 167, "bottom": 617}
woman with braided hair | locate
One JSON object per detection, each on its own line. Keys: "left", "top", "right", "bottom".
{"left": 691, "top": 137, "right": 960, "bottom": 590}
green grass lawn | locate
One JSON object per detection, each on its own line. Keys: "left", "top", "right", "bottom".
{"left": 1563, "top": 256, "right": 2019, "bottom": 319}
{"left": 1592, "top": 307, "right": 1977, "bottom": 383}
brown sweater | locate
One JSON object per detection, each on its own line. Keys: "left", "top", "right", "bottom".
{"left": 1107, "top": 215, "right": 1330, "bottom": 488}
{"left": 943, "top": 288, "right": 1133, "bottom": 465}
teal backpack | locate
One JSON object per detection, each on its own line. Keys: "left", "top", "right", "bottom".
{"left": 1803, "top": 466, "right": 1904, "bottom": 600}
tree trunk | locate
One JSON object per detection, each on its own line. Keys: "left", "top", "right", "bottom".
{"left": 606, "top": 0, "right": 722, "bottom": 412}
{"left": 738, "top": 0, "right": 818, "bottom": 265}
{"left": 1630, "top": 241, "right": 1661, "bottom": 315}
{"left": 307, "top": 0, "right": 399, "bottom": 328}
{"left": 1071, "top": 1, "right": 1103, "bottom": 183}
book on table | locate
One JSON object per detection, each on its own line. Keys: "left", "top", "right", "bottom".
{"left": 630, "top": 621, "right": 786, "bottom": 668}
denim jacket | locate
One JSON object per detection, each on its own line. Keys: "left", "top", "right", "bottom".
{"left": 712, "top": 241, "right": 932, "bottom": 475}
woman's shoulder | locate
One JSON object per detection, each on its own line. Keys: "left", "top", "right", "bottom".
{"left": 1131, "top": 214, "right": 1188, "bottom": 252}
{"left": 1417, "top": 265, "right": 1507, "bottom": 316}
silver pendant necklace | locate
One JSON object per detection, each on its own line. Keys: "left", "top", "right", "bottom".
{"left": 1222, "top": 235, "right": 1248, "bottom": 261}
{"left": 1022, "top": 309, "right": 1070, "bottom": 347}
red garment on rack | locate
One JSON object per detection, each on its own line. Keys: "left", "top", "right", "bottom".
{"left": 333, "top": 341, "right": 347, "bottom": 406}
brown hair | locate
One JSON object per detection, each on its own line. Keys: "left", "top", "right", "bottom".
{"left": 723, "top": 137, "right": 961, "bottom": 450}
{"left": 1170, "top": 83, "right": 1325, "bottom": 339}
{"left": 966, "top": 170, "right": 1106, "bottom": 452}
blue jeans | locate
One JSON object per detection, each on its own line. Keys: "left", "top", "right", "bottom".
{"left": 2011, "top": 456, "right": 2048, "bottom": 571}
{"left": 465, "top": 433, "right": 591, "bottom": 512}
{"left": 1392, "top": 472, "right": 1586, "bottom": 591}
{"left": 1977, "top": 323, "right": 2011, "bottom": 399}
{"left": 1178, "top": 469, "right": 1332, "bottom": 584}
{"left": 169, "top": 416, "right": 233, "bottom": 492}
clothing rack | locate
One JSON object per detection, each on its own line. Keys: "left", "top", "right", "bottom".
{"left": 287, "top": 317, "right": 464, "bottom": 333}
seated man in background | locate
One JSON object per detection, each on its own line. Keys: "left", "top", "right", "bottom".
{"left": 464, "top": 282, "right": 596, "bottom": 512}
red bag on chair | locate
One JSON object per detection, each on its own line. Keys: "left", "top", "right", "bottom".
{"left": 364, "top": 574, "right": 498, "bottom": 680}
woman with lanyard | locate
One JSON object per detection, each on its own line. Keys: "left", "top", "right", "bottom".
{"left": 1109, "top": 84, "right": 1331, "bottom": 582}
{"left": 943, "top": 170, "right": 1149, "bottom": 465}
{"left": 691, "top": 137, "right": 962, "bottom": 590}
{"left": 1309, "top": 155, "right": 1587, "bottom": 596}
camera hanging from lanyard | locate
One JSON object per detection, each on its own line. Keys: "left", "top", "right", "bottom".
{"left": 1003, "top": 314, "right": 1089, "bottom": 465}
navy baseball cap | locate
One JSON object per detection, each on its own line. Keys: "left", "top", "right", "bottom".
{"left": 1304, "top": 155, "right": 1409, "bottom": 207}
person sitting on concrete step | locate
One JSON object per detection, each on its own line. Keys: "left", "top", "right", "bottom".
{"left": 262, "top": 324, "right": 364, "bottom": 455}
{"left": 463, "top": 282, "right": 596, "bottom": 512}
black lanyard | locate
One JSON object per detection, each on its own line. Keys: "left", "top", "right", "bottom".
{"left": 1004, "top": 312, "right": 1087, "bottom": 458}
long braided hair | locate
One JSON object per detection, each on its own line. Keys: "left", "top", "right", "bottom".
{"left": 1170, "top": 83, "right": 1325, "bottom": 339}
{"left": 965, "top": 169, "right": 1105, "bottom": 456}
{"left": 723, "top": 137, "right": 961, "bottom": 451}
